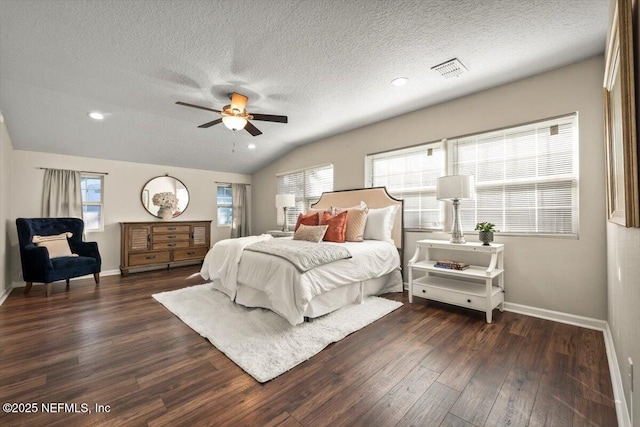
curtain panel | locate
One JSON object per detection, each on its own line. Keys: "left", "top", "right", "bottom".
{"left": 230, "top": 183, "right": 249, "bottom": 238}
{"left": 41, "top": 168, "right": 83, "bottom": 218}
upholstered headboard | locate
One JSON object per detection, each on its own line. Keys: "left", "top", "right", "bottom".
{"left": 311, "top": 187, "right": 403, "bottom": 251}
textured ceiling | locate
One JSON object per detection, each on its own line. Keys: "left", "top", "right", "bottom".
{"left": 0, "top": 0, "right": 608, "bottom": 174}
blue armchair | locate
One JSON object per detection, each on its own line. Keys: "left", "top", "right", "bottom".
{"left": 16, "top": 218, "right": 101, "bottom": 297}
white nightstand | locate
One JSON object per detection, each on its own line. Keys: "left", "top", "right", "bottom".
{"left": 408, "top": 239, "right": 505, "bottom": 323}
{"left": 266, "top": 230, "right": 294, "bottom": 238}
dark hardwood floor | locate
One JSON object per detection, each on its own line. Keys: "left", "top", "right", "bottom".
{"left": 0, "top": 266, "right": 617, "bottom": 426}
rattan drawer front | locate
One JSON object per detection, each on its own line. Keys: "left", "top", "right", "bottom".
{"left": 129, "top": 227, "right": 150, "bottom": 251}
{"left": 173, "top": 247, "right": 208, "bottom": 261}
{"left": 129, "top": 251, "right": 171, "bottom": 266}
{"left": 152, "top": 225, "right": 190, "bottom": 234}
{"left": 152, "top": 241, "right": 190, "bottom": 250}
{"left": 152, "top": 233, "right": 189, "bottom": 243}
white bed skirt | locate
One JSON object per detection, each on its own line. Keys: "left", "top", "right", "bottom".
{"left": 209, "top": 269, "right": 403, "bottom": 320}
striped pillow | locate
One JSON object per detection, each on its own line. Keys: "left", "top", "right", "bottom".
{"left": 334, "top": 202, "right": 369, "bottom": 242}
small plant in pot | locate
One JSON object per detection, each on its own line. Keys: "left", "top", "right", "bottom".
{"left": 475, "top": 222, "right": 496, "bottom": 246}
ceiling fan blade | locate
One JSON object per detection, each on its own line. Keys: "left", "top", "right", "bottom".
{"left": 198, "top": 118, "right": 223, "bottom": 128}
{"left": 176, "top": 101, "right": 221, "bottom": 113}
{"left": 251, "top": 113, "right": 288, "bottom": 123}
{"left": 230, "top": 92, "right": 248, "bottom": 112}
{"left": 244, "top": 121, "right": 263, "bottom": 136}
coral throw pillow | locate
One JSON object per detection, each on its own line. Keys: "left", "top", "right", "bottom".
{"left": 294, "top": 212, "right": 319, "bottom": 231}
{"left": 320, "top": 211, "right": 348, "bottom": 243}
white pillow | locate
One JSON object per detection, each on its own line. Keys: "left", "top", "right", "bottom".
{"left": 363, "top": 205, "right": 399, "bottom": 242}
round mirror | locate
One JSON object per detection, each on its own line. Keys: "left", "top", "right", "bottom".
{"left": 141, "top": 175, "right": 189, "bottom": 218}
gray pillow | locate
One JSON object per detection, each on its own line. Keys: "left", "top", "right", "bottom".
{"left": 293, "top": 224, "right": 329, "bottom": 243}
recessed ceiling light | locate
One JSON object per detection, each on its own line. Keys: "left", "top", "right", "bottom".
{"left": 88, "top": 112, "right": 104, "bottom": 120}
{"left": 247, "top": 143, "right": 256, "bottom": 150}
{"left": 391, "top": 77, "right": 409, "bottom": 87}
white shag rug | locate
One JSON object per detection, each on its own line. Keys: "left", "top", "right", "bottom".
{"left": 152, "top": 283, "right": 403, "bottom": 383}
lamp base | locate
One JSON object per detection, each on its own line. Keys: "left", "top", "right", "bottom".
{"left": 282, "top": 207, "right": 290, "bottom": 232}
{"left": 449, "top": 198, "right": 466, "bottom": 244}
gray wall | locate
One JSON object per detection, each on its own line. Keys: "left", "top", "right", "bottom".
{"left": 5, "top": 149, "right": 251, "bottom": 289}
{"left": 0, "top": 121, "right": 12, "bottom": 297}
{"left": 607, "top": 0, "right": 640, "bottom": 424}
{"left": 252, "top": 56, "right": 607, "bottom": 320}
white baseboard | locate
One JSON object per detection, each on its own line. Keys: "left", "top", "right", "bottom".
{"left": 604, "top": 323, "right": 632, "bottom": 427}
{"left": 503, "top": 302, "right": 607, "bottom": 331}
{"left": 0, "top": 286, "right": 12, "bottom": 306}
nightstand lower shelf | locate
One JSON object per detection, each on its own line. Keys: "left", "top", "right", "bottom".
{"left": 412, "top": 276, "right": 503, "bottom": 314}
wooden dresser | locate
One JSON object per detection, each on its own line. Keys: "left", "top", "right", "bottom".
{"left": 120, "top": 220, "right": 211, "bottom": 276}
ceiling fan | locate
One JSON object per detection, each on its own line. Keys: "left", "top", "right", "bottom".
{"left": 176, "top": 92, "right": 288, "bottom": 136}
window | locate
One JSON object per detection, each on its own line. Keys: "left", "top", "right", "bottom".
{"left": 277, "top": 164, "right": 333, "bottom": 226}
{"left": 366, "top": 143, "right": 445, "bottom": 229}
{"left": 451, "top": 114, "right": 578, "bottom": 235}
{"left": 365, "top": 113, "right": 579, "bottom": 236}
{"left": 217, "top": 185, "right": 233, "bottom": 226}
{"left": 80, "top": 174, "right": 104, "bottom": 232}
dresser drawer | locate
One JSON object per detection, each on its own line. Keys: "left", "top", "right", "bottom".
{"left": 151, "top": 233, "right": 190, "bottom": 243}
{"left": 151, "top": 241, "right": 190, "bottom": 250}
{"left": 152, "top": 225, "right": 190, "bottom": 234}
{"left": 412, "top": 283, "right": 486, "bottom": 311}
{"left": 129, "top": 251, "right": 171, "bottom": 266}
{"left": 173, "top": 247, "right": 208, "bottom": 261}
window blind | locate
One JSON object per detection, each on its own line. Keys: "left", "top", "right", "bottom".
{"left": 277, "top": 164, "right": 333, "bottom": 226}
{"left": 366, "top": 143, "right": 444, "bottom": 229}
{"left": 450, "top": 114, "right": 578, "bottom": 235}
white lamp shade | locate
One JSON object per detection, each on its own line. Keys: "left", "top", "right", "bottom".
{"left": 222, "top": 115, "right": 248, "bottom": 131}
{"left": 275, "top": 194, "right": 296, "bottom": 208}
{"left": 437, "top": 175, "right": 475, "bottom": 200}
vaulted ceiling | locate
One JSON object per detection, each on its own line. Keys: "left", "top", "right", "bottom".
{"left": 0, "top": 0, "right": 608, "bottom": 174}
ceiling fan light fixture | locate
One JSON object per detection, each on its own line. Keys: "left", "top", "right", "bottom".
{"left": 222, "top": 115, "right": 247, "bottom": 131}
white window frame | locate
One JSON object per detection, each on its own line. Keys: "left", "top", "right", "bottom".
{"left": 216, "top": 184, "right": 233, "bottom": 227}
{"left": 365, "top": 142, "right": 445, "bottom": 230}
{"left": 365, "top": 113, "right": 579, "bottom": 237}
{"left": 276, "top": 163, "right": 334, "bottom": 226}
{"left": 80, "top": 173, "right": 104, "bottom": 232}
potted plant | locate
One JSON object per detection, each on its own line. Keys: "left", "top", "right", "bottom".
{"left": 475, "top": 222, "right": 496, "bottom": 246}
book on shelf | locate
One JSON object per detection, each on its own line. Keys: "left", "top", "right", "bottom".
{"left": 434, "top": 260, "right": 470, "bottom": 270}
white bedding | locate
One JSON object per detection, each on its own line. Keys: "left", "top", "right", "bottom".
{"left": 200, "top": 237, "right": 401, "bottom": 325}
{"left": 200, "top": 234, "right": 273, "bottom": 299}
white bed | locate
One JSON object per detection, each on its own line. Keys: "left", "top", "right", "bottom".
{"left": 201, "top": 187, "right": 404, "bottom": 325}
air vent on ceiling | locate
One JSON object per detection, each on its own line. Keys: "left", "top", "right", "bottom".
{"left": 431, "top": 58, "right": 468, "bottom": 78}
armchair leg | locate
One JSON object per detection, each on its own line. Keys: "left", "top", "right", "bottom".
{"left": 94, "top": 273, "right": 100, "bottom": 285}
{"left": 46, "top": 283, "right": 52, "bottom": 297}
{"left": 24, "top": 282, "right": 33, "bottom": 294}
{"left": 66, "top": 279, "right": 70, "bottom": 288}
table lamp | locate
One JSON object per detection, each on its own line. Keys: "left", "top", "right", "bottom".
{"left": 437, "top": 175, "right": 475, "bottom": 243}
{"left": 275, "top": 194, "right": 296, "bottom": 232}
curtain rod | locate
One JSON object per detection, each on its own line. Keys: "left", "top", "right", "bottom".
{"left": 215, "top": 181, "right": 250, "bottom": 185}
{"left": 36, "top": 167, "right": 109, "bottom": 175}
